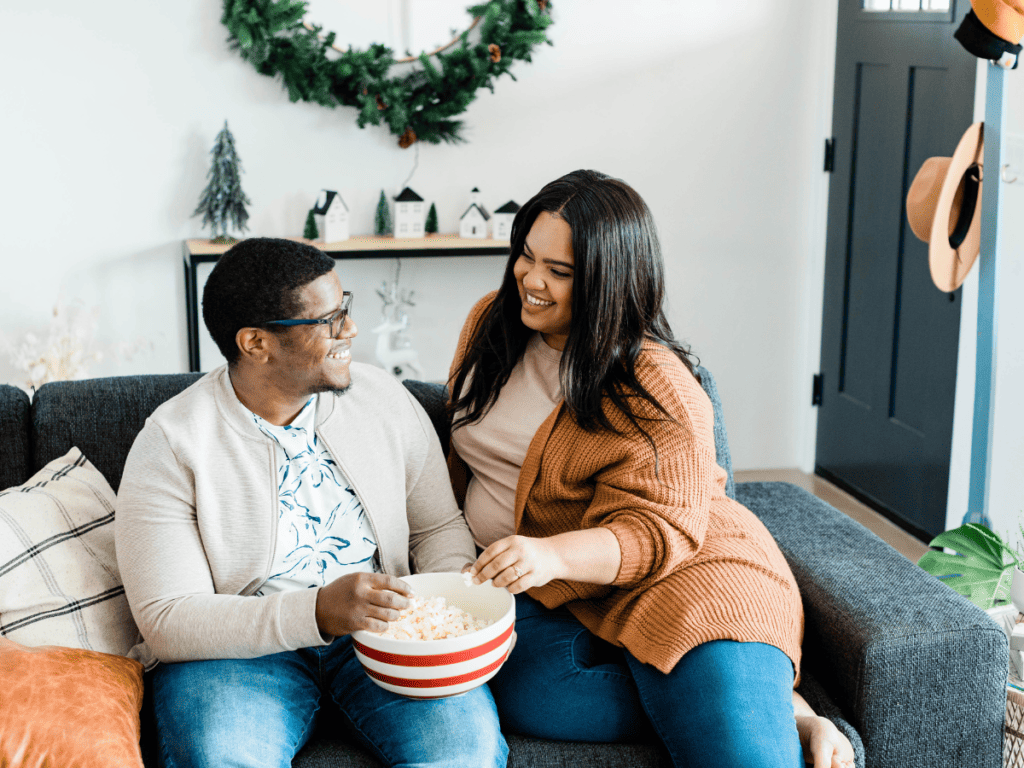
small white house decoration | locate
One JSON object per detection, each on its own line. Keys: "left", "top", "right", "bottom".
{"left": 394, "top": 187, "right": 426, "bottom": 237}
{"left": 492, "top": 200, "right": 519, "bottom": 240}
{"left": 313, "top": 190, "right": 349, "bottom": 243}
{"left": 459, "top": 187, "right": 491, "bottom": 239}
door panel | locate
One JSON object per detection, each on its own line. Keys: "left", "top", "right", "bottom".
{"left": 816, "top": 0, "right": 975, "bottom": 540}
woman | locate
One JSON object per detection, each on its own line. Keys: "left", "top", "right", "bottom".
{"left": 447, "top": 170, "right": 854, "bottom": 768}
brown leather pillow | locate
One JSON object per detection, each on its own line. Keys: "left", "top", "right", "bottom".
{"left": 0, "top": 638, "right": 144, "bottom": 768}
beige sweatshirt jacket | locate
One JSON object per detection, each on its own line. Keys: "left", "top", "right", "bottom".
{"left": 115, "top": 364, "right": 476, "bottom": 669}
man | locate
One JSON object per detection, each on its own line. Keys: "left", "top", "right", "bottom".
{"left": 116, "top": 238, "right": 508, "bottom": 768}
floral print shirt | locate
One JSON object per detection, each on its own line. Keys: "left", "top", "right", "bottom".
{"left": 252, "top": 396, "right": 379, "bottom": 596}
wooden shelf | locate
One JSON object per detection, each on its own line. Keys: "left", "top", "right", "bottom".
{"left": 185, "top": 234, "right": 510, "bottom": 257}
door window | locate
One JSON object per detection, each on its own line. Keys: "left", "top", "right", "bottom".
{"left": 863, "top": 0, "right": 950, "bottom": 10}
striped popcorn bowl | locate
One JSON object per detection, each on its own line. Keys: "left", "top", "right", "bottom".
{"left": 351, "top": 572, "right": 515, "bottom": 699}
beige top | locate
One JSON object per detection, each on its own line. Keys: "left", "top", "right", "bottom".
{"left": 451, "top": 333, "right": 562, "bottom": 548}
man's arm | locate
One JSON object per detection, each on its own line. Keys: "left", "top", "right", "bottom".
{"left": 401, "top": 390, "right": 478, "bottom": 574}
{"left": 115, "top": 422, "right": 327, "bottom": 663}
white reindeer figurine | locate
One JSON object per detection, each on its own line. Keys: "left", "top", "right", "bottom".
{"left": 373, "top": 282, "right": 424, "bottom": 381}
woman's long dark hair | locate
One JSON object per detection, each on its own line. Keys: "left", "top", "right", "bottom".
{"left": 449, "top": 169, "right": 698, "bottom": 448}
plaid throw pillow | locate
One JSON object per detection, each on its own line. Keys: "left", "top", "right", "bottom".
{"left": 0, "top": 447, "right": 140, "bottom": 656}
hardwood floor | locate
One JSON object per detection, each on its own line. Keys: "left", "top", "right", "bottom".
{"left": 734, "top": 469, "right": 929, "bottom": 564}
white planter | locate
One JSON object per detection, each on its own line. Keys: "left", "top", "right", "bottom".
{"left": 1012, "top": 566, "right": 1024, "bottom": 614}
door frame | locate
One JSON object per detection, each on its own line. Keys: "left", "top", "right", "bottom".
{"left": 799, "top": 1, "right": 841, "bottom": 474}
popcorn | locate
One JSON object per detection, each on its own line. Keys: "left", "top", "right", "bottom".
{"left": 376, "top": 595, "right": 492, "bottom": 640}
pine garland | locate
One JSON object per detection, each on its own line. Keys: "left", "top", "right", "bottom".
{"left": 221, "top": 0, "right": 554, "bottom": 146}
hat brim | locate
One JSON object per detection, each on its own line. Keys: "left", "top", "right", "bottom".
{"left": 928, "top": 122, "right": 985, "bottom": 293}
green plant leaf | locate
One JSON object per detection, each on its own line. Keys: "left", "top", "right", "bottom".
{"left": 919, "top": 522, "right": 1017, "bottom": 609}
{"left": 929, "top": 529, "right": 998, "bottom": 561}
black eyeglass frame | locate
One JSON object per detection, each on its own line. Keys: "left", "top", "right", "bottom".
{"left": 264, "top": 291, "right": 353, "bottom": 339}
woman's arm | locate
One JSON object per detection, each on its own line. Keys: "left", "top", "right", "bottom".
{"left": 469, "top": 527, "right": 621, "bottom": 593}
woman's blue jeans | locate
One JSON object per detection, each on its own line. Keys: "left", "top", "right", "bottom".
{"left": 146, "top": 634, "right": 508, "bottom": 768}
{"left": 489, "top": 594, "right": 804, "bottom": 768}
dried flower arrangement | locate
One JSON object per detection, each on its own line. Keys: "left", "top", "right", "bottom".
{"left": 6, "top": 299, "right": 149, "bottom": 395}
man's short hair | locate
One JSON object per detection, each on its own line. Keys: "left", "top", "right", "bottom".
{"left": 202, "top": 237, "right": 336, "bottom": 366}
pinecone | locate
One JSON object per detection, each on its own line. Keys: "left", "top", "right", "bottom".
{"left": 538, "top": 0, "right": 548, "bottom": 10}
{"left": 399, "top": 127, "right": 417, "bottom": 148}
{"left": 489, "top": 44, "right": 501, "bottom": 63}
{"left": 376, "top": 95, "right": 387, "bottom": 110}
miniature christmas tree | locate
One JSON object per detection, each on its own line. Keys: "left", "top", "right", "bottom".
{"left": 303, "top": 209, "right": 318, "bottom": 240}
{"left": 193, "top": 121, "right": 251, "bottom": 243}
{"left": 374, "top": 190, "right": 393, "bottom": 236}
{"left": 425, "top": 203, "right": 438, "bottom": 234}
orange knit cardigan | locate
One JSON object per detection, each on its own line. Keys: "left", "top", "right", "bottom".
{"left": 448, "top": 294, "right": 804, "bottom": 678}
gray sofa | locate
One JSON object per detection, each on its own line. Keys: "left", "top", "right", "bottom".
{"left": 0, "top": 367, "right": 1008, "bottom": 768}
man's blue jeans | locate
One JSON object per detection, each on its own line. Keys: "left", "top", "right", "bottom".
{"left": 146, "top": 634, "right": 508, "bottom": 768}
{"left": 488, "top": 595, "right": 804, "bottom": 768}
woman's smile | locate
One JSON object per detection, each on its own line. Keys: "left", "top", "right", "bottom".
{"left": 524, "top": 292, "right": 555, "bottom": 308}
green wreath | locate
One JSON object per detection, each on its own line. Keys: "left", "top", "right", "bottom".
{"left": 221, "top": 0, "right": 553, "bottom": 147}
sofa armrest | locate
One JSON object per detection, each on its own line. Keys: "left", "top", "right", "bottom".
{"left": 736, "top": 481, "right": 1006, "bottom": 768}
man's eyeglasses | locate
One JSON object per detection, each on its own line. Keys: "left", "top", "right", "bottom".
{"left": 265, "top": 292, "right": 353, "bottom": 339}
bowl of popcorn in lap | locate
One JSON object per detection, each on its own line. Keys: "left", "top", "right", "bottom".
{"left": 351, "top": 572, "right": 516, "bottom": 699}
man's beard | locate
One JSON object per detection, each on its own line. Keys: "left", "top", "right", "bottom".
{"left": 310, "top": 374, "right": 351, "bottom": 396}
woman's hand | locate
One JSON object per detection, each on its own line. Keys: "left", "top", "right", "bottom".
{"left": 468, "top": 535, "right": 563, "bottom": 594}
{"left": 796, "top": 714, "right": 855, "bottom": 768}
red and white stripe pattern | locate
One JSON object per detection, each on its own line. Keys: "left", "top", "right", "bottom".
{"left": 351, "top": 573, "right": 516, "bottom": 699}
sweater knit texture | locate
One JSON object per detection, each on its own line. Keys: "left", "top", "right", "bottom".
{"left": 448, "top": 293, "right": 804, "bottom": 678}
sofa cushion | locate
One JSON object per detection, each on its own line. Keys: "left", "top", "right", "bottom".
{"left": 32, "top": 374, "right": 203, "bottom": 492}
{"left": 30, "top": 374, "right": 448, "bottom": 493}
{"left": 0, "top": 447, "right": 140, "bottom": 656}
{"left": 0, "top": 384, "right": 30, "bottom": 491}
{"left": 0, "top": 637, "right": 144, "bottom": 768}
{"left": 291, "top": 730, "right": 669, "bottom": 768}
{"left": 693, "top": 365, "right": 735, "bottom": 499}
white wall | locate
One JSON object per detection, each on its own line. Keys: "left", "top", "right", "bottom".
{"left": 0, "top": 0, "right": 834, "bottom": 471}
{"left": 10, "top": 3, "right": 1018, "bottom": 534}
{"left": 946, "top": 61, "right": 1024, "bottom": 542}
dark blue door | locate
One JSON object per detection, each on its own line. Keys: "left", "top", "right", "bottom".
{"left": 816, "top": 0, "right": 976, "bottom": 540}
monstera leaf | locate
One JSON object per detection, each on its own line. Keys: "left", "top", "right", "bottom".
{"left": 917, "top": 523, "right": 1019, "bottom": 610}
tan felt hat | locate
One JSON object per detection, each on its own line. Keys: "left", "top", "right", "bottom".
{"left": 905, "top": 122, "right": 985, "bottom": 293}
{"left": 974, "top": 0, "right": 1024, "bottom": 45}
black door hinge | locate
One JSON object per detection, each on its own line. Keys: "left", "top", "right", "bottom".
{"left": 812, "top": 374, "right": 824, "bottom": 406}
{"left": 824, "top": 138, "right": 836, "bottom": 173}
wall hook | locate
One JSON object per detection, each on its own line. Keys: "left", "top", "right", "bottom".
{"left": 1002, "top": 163, "right": 1018, "bottom": 184}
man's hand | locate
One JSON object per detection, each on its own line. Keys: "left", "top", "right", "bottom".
{"left": 468, "top": 535, "right": 563, "bottom": 594}
{"left": 314, "top": 572, "right": 413, "bottom": 637}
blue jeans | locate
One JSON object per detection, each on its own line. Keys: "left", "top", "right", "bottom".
{"left": 146, "top": 634, "right": 508, "bottom": 768}
{"left": 489, "top": 595, "right": 803, "bottom": 768}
